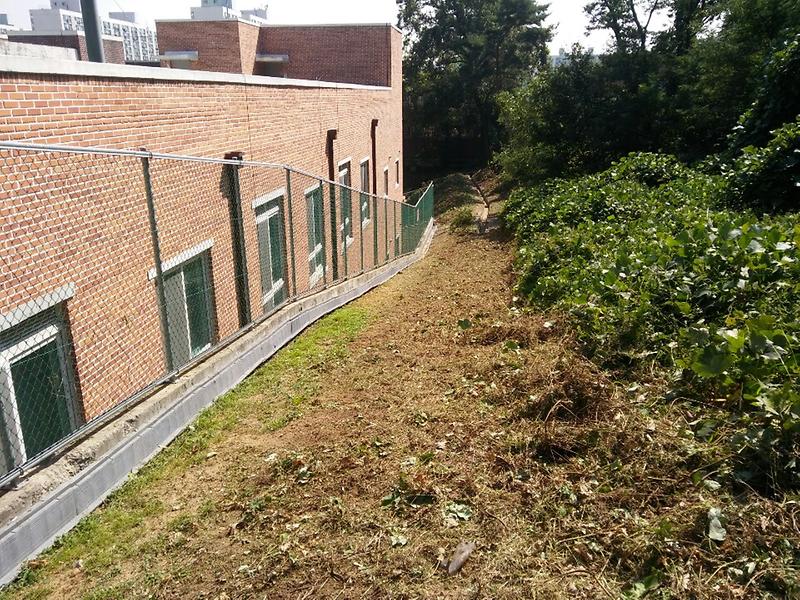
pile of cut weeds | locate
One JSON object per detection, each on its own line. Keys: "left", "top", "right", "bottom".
{"left": 459, "top": 311, "right": 799, "bottom": 598}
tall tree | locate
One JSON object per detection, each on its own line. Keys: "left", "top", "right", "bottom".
{"left": 656, "top": 0, "right": 722, "bottom": 54}
{"left": 399, "top": 0, "right": 550, "bottom": 185}
{"left": 497, "top": 0, "right": 800, "bottom": 183}
{"left": 584, "top": 0, "right": 667, "bottom": 52}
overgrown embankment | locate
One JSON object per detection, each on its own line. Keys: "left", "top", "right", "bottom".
{"left": 504, "top": 150, "right": 800, "bottom": 595}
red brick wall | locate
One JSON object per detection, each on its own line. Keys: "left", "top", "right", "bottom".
{"left": 258, "top": 25, "right": 392, "bottom": 86}
{"left": 0, "top": 29, "right": 404, "bottom": 423}
{"left": 6, "top": 34, "right": 125, "bottom": 64}
{"left": 237, "top": 21, "right": 260, "bottom": 76}
{"left": 156, "top": 20, "right": 263, "bottom": 74}
{"left": 155, "top": 21, "right": 396, "bottom": 86}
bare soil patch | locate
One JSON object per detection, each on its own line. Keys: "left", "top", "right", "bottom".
{"left": 5, "top": 175, "right": 797, "bottom": 599}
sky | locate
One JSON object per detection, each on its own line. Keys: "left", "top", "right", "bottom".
{"left": 0, "top": 0, "right": 619, "bottom": 54}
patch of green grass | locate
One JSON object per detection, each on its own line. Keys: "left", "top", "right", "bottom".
{"left": 81, "top": 582, "right": 134, "bottom": 600}
{"left": 449, "top": 207, "right": 475, "bottom": 232}
{"left": 266, "top": 410, "right": 299, "bottom": 431}
{"left": 11, "top": 583, "right": 50, "bottom": 600}
{"left": 197, "top": 498, "right": 216, "bottom": 518}
{"left": 428, "top": 174, "right": 477, "bottom": 216}
{"left": 0, "top": 306, "right": 370, "bottom": 600}
{"left": 167, "top": 513, "right": 195, "bottom": 534}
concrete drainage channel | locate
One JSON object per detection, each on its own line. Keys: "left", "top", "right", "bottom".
{"left": 0, "top": 222, "right": 436, "bottom": 586}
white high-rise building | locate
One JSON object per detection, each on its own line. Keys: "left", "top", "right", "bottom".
{"left": 190, "top": 2, "right": 268, "bottom": 25}
{"left": 0, "top": 13, "right": 17, "bottom": 37}
{"left": 201, "top": 0, "right": 238, "bottom": 6}
{"left": 28, "top": 1, "right": 159, "bottom": 62}
{"left": 49, "top": 0, "right": 82, "bottom": 11}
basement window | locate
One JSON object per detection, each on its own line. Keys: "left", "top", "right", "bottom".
{"left": 0, "top": 302, "right": 81, "bottom": 476}
{"left": 360, "top": 158, "right": 371, "bottom": 228}
{"left": 253, "top": 190, "right": 288, "bottom": 312}
{"left": 159, "top": 248, "right": 215, "bottom": 369}
{"left": 306, "top": 184, "right": 326, "bottom": 288}
{"left": 159, "top": 50, "right": 199, "bottom": 70}
{"left": 338, "top": 159, "right": 353, "bottom": 251}
{"left": 255, "top": 53, "right": 289, "bottom": 77}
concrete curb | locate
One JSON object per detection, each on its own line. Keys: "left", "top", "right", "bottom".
{"left": 0, "top": 221, "right": 436, "bottom": 586}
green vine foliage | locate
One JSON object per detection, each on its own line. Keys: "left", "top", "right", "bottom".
{"left": 504, "top": 152, "right": 800, "bottom": 493}
{"left": 724, "top": 117, "right": 800, "bottom": 212}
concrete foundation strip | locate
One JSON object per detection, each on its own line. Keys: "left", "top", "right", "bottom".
{"left": 0, "top": 222, "right": 436, "bottom": 586}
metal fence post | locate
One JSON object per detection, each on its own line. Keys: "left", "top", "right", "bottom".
{"left": 384, "top": 196, "right": 389, "bottom": 263}
{"left": 373, "top": 196, "right": 379, "bottom": 266}
{"left": 393, "top": 201, "right": 398, "bottom": 259}
{"left": 359, "top": 195, "right": 365, "bottom": 274}
{"left": 225, "top": 154, "right": 252, "bottom": 328}
{"left": 319, "top": 180, "right": 329, "bottom": 286}
{"left": 141, "top": 155, "right": 174, "bottom": 374}
{"left": 284, "top": 168, "right": 297, "bottom": 297}
{"left": 342, "top": 188, "right": 349, "bottom": 278}
{"left": 328, "top": 182, "right": 339, "bottom": 281}
{"left": 79, "top": 0, "right": 105, "bottom": 63}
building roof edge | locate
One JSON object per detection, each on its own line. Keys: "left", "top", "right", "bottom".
{"left": 0, "top": 55, "right": 393, "bottom": 91}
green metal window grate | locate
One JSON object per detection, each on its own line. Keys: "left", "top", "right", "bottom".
{"left": 0, "top": 140, "right": 434, "bottom": 487}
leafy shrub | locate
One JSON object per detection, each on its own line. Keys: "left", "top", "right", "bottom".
{"left": 504, "top": 153, "right": 800, "bottom": 492}
{"left": 728, "top": 34, "right": 800, "bottom": 152}
{"left": 449, "top": 207, "right": 475, "bottom": 232}
{"left": 724, "top": 118, "right": 800, "bottom": 212}
{"left": 722, "top": 35, "right": 800, "bottom": 212}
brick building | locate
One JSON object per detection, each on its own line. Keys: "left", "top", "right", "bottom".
{"left": 0, "top": 23, "right": 404, "bottom": 476}
{"left": 6, "top": 31, "right": 125, "bottom": 64}
{"left": 157, "top": 20, "right": 395, "bottom": 84}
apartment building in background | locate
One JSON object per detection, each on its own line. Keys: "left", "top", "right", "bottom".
{"left": 191, "top": 0, "right": 269, "bottom": 24}
{"left": 0, "top": 14, "right": 17, "bottom": 38}
{"left": 17, "top": 0, "right": 158, "bottom": 62}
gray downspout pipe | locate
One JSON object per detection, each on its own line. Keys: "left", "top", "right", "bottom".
{"left": 80, "top": 0, "right": 105, "bottom": 63}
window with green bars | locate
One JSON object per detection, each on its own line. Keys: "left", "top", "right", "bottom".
{"left": 0, "top": 306, "right": 82, "bottom": 476}
{"left": 306, "top": 184, "right": 325, "bottom": 288}
{"left": 254, "top": 191, "right": 288, "bottom": 312}
{"left": 360, "top": 158, "right": 370, "bottom": 227}
{"left": 339, "top": 160, "right": 353, "bottom": 252}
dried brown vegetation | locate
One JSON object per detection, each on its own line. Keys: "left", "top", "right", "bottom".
{"left": 4, "top": 176, "right": 797, "bottom": 600}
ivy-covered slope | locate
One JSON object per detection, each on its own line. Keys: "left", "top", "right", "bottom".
{"left": 504, "top": 151, "right": 800, "bottom": 492}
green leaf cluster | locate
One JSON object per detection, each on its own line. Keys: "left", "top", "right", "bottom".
{"left": 504, "top": 152, "right": 800, "bottom": 492}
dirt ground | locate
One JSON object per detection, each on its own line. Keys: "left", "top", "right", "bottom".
{"left": 4, "top": 175, "right": 797, "bottom": 599}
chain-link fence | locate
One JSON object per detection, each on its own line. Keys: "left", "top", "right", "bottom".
{"left": 0, "top": 142, "right": 434, "bottom": 487}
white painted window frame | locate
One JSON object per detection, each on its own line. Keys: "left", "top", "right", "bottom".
{"left": 0, "top": 321, "right": 77, "bottom": 465}
{"left": 254, "top": 198, "right": 285, "bottom": 307}
{"left": 262, "top": 278, "right": 285, "bottom": 308}
{"left": 309, "top": 261, "right": 324, "bottom": 289}
{"left": 338, "top": 161, "right": 354, "bottom": 251}
{"left": 0, "top": 284, "right": 75, "bottom": 335}
{"left": 359, "top": 157, "right": 371, "bottom": 229}
{"left": 148, "top": 239, "right": 214, "bottom": 281}
{"left": 255, "top": 202, "right": 280, "bottom": 225}
{"left": 306, "top": 185, "right": 325, "bottom": 288}
{"left": 252, "top": 187, "right": 285, "bottom": 210}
